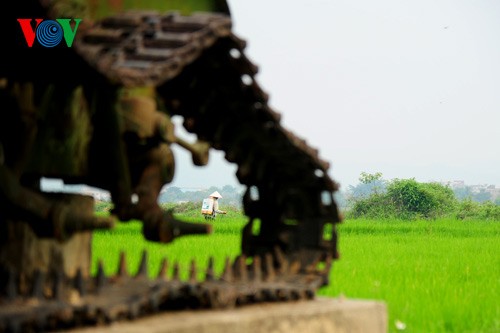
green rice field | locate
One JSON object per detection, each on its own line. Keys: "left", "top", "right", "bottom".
{"left": 92, "top": 213, "right": 500, "bottom": 333}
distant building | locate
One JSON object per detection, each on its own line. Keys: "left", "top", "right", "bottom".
{"left": 470, "top": 184, "right": 490, "bottom": 194}
{"left": 438, "top": 180, "right": 499, "bottom": 202}
{"left": 439, "top": 180, "right": 465, "bottom": 189}
{"left": 486, "top": 187, "right": 500, "bottom": 201}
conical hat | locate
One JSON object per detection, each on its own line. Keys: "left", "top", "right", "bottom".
{"left": 209, "top": 191, "right": 222, "bottom": 198}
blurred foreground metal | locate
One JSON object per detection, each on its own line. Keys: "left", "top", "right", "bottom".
{"left": 0, "top": 2, "right": 342, "bottom": 331}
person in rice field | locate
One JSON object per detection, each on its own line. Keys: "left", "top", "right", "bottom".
{"left": 209, "top": 191, "right": 226, "bottom": 219}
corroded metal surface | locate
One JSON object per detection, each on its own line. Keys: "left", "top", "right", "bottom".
{"left": 0, "top": 7, "right": 342, "bottom": 333}
{"left": 73, "top": 11, "right": 233, "bottom": 87}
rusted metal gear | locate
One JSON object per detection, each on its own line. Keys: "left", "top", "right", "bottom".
{"left": 0, "top": 10, "right": 342, "bottom": 332}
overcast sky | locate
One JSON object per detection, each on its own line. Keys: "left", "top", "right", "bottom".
{"left": 168, "top": 0, "right": 500, "bottom": 190}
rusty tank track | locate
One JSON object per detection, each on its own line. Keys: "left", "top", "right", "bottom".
{"left": 0, "top": 249, "right": 331, "bottom": 332}
{"left": 0, "top": 10, "right": 341, "bottom": 332}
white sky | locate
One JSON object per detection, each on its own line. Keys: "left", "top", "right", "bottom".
{"left": 170, "top": 0, "right": 500, "bottom": 190}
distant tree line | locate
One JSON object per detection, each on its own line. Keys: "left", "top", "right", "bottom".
{"left": 94, "top": 185, "right": 244, "bottom": 214}
{"left": 344, "top": 172, "right": 500, "bottom": 221}
{"left": 94, "top": 176, "right": 500, "bottom": 221}
{"left": 158, "top": 185, "right": 243, "bottom": 208}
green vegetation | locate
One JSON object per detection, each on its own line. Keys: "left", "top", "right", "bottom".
{"left": 160, "top": 201, "right": 242, "bottom": 218}
{"left": 455, "top": 199, "right": 500, "bottom": 221}
{"left": 349, "top": 178, "right": 456, "bottom": 220}
{"left": 92, "top": 206, "right": 500, "bottom": 333}
{"left": 92, "top": 209, "right": 247, "bottom": 280}
{"left": 346, "top": 173, "right": 500, "bottom": 221}
{"left": 320, "top": 219, "right": 499, "bottom": 333}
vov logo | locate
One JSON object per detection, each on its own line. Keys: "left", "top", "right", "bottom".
{"left": 17, "top": 19, "right": 82, "bottom": 48}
